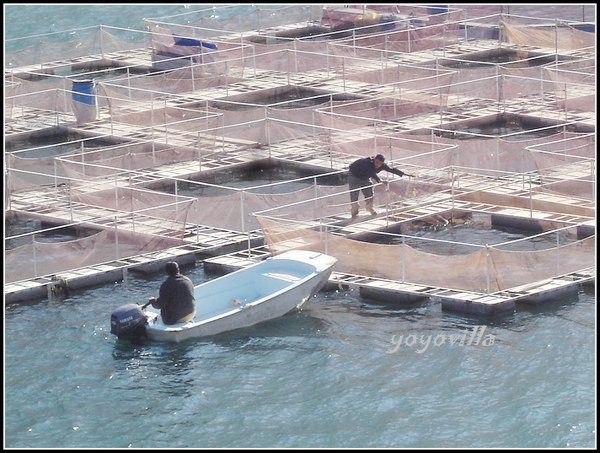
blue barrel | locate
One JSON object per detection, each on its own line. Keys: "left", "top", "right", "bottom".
{"left": 72, "top": 79, "right": 96, "bottom": 105}
{"left": 72, "top": 79, "right": 97, "bottom": 124}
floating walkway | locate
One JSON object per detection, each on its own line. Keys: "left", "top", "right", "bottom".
{"left": 5, "top": 242, "right": 197, "bottom": 305}
{"left": 5, "top": 47, "right": 154, "bottom": 80}
{"left": 6, "top": 227, "right": 594, "bottom": 315}
{"left": 202, "top": 247, "right": 596, "bottom": 316}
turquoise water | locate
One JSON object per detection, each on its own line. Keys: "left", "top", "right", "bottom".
{"left": 4, "top": 4, "right": 281, "bottom": 48}
{"left": 4, "top": 4, "right": 596, "bottom": 449}
{"left": 4, "top": 269, "right": 596, "bottom": 448}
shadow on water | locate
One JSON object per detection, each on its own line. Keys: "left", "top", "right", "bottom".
{"left": 436, "top": 289, "right": 594, "bottom": 340}
{"left": 110, "top": 306, "right": 330, "bottom": 355}
{"left": 515, "top": 290, "right": 581, "bottom": 315}
{"left": 440, "top": 308, "right": 519, "bottom": 335}
{"left": 357, "top": 293, "right": 434, "bottom": 314}
{"left": 215, "top": 310, "right": 328, "bottom": 341}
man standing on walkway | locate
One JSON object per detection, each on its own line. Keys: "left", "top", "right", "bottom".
{"left": 348, "top": 154, "right": 413, "bottom": 218}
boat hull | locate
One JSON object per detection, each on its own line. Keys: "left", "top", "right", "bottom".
{"left": 145, "top": 250, "right": 336, "bottom": 342}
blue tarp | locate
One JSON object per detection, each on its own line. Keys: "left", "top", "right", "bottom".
{"left": 173, "top": 35, "right": 218, "bottom": 50}
{"left": 427, "top": 5, "right": 448, "bottom": 15}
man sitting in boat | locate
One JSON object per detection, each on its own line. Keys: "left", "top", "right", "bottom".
{"left": 148, "top": 261, "right": 196, "bottom": 325}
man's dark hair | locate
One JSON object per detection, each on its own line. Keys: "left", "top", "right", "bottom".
{"left": 165, "top": 261, "right": 179, "bottom": 276}
{"left": 375, "top": 154, "right": 385, "bottom": 162}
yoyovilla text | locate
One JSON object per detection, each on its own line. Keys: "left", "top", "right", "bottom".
{"left": 387, "top": 326, "right": 495, "bottom": 354}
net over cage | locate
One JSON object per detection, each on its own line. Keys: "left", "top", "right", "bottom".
{"left": 257, "top": 216, "right": 595, "bottom": 294}
{"left": 5, "top": 5, "right": 595, "bottom": 288}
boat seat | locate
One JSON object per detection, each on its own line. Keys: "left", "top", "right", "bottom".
{"left": 262, "top": 271, "right": 302, "bottom": 282}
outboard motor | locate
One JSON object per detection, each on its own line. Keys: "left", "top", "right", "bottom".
{"left": 110, "top": 304, "right": 149, "bottom": 343}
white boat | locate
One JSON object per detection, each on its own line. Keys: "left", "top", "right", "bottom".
{"left": 110, "top": 250, "right": 337, "bottom": 343}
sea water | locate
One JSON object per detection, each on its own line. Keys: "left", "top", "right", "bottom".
{"left": 4, "top": 4, "right": 596, "bottom": 449}
{"left": 4, "top": 270, "right": 596, "bottom": 448}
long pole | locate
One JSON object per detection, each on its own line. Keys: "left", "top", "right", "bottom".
{"left": 486, "top": 244, "right": 491, "bottom": 293}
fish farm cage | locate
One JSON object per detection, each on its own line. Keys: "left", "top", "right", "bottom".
{"left": 5, "top": 4, "right": 595, "bottom": 314}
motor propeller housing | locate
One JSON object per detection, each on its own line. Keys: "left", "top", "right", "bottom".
{"left": 110, "top": 304, "right": 149, "bottom": 342}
